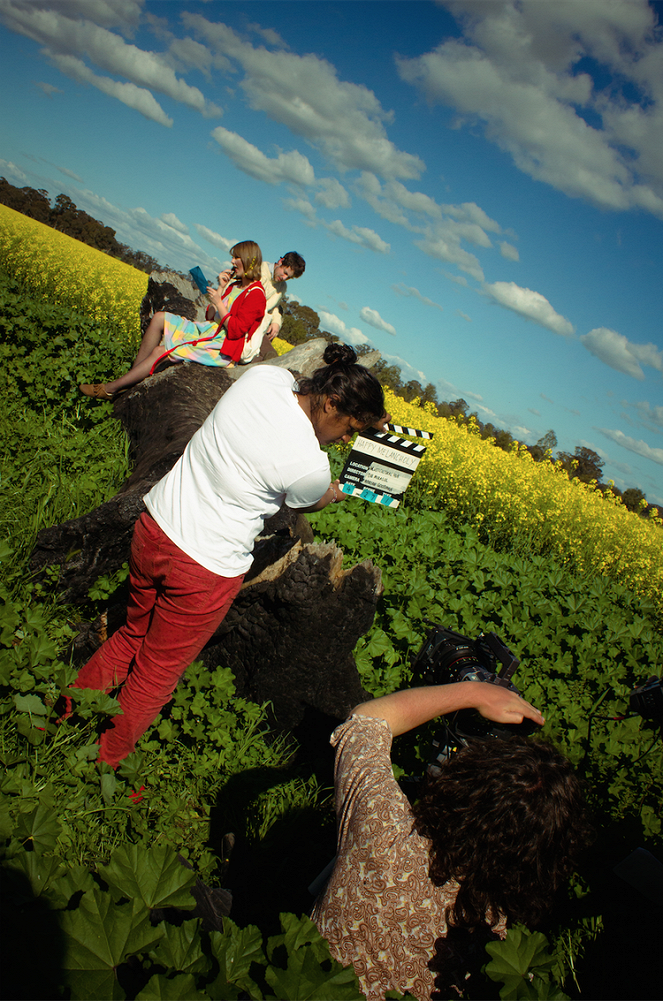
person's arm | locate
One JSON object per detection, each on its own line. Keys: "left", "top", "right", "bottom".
{"left": 352, "top": 682, "right": 545, "bottom": 736}
{"left": 297, "top": 478, "right": 346, "bottom": 513}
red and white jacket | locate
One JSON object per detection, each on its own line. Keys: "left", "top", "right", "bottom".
{"left": 217, "top": 280, "right": 266, "bottom": 363}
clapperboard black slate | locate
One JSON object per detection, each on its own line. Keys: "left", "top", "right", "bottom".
{"left": 339, "top": 426, "right": 431, "bottom": 508}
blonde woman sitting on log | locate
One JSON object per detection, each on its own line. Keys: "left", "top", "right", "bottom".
{"left": 79, "top": 240, "right": 267, "bottom": 400}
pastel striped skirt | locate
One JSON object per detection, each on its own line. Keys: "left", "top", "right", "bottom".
{"left": 161, "top": 313, "right": 232, "bottom": 366}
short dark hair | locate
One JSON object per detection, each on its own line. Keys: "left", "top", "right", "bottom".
{"left": 411, "top": 736, "right": 592, "bottom": 930}
{"left": 296, "top": 343, "right": 385, "bottom": 426}
{"left": 280, "top": 251, "right": 305, "bottom": 277}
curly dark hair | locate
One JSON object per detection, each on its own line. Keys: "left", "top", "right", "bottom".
{"left": 296, "top": 343, "right": 385, "bottom": 426}
{"left": 411, "top": 736, "right": 592, "bottom": 931}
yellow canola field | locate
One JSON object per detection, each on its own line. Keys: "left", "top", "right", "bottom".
{"left": 384, "top": 391, "right": 662, "bottom": 608}
{"left": 271, "top": 340, "right": 662, "bottom": 610}
{"left": 0, "top": 203, "right": 147, "bottom": 344}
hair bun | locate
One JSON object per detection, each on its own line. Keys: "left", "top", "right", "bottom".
{"left": 323, "top": 342, "right": 357, "bottom": 367}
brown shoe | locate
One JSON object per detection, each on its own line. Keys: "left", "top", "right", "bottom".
{"left": 79, "top": 383, "right": 114, "bottom": 400}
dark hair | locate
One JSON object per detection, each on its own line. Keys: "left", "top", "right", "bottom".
{"left": 230, "top": 241, "right": 262, "bottom": 282}
{"left": 296, "top": 343, "right": 385, "bottom": 425}
{"left": 281, "top": 251, "right": 305, "bottom": 277}
{"left": 411, "top": 736, "right": 592, "bottom": 931}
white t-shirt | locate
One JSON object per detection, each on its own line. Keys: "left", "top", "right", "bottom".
{"left": 145, "top": 367, "right": 330, "bottom": 576}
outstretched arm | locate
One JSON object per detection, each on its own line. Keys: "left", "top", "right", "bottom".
{"left": 351, "top": 682, "right": 545, "bottom": 737}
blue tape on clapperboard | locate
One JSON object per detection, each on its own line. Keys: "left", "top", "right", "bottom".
{"left": 339, "top": 428, "right": 428, "bottom": 509}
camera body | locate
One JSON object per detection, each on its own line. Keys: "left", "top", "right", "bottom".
{"left": 411, "top": 624, "right": 539, "bottom": 772}
{"left": 630, "top": 676, "right": 663, "bottom": 728}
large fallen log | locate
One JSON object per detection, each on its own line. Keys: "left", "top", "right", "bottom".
{"left": 30, "top": 320, "right": 381, "bottom": 727}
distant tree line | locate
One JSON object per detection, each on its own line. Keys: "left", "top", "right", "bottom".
{"left": 280, "top": 298, "right": 660, "bottom": 520}
{"left": 0, "top": 178, "right": 162, "bottom": 274}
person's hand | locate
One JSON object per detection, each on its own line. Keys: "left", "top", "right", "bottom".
{"left": 207, "top": 284, "right": 224, "bottom": 310}
{"left": 371, "top": 411, "right": 392, "bottom": 432}
{"left": 330, "top": 479, "right": 347, "bottom": 504}
{"left": 266, "top": 322, "right": 279, "bottom": 341}
{"left": 217, "top": 269, "right": 233, "bottom": 289}
{"left": 470, "top": 682, "right": 545, "bottom": 727}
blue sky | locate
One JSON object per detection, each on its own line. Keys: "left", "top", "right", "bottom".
{"left": 1, "top": 0, "right": 662, "bottom": 503}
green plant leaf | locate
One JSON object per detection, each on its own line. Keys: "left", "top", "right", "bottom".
{"left": 208, "top": 918, "right": 265, "bottom": 998}
{"left": 264, "top": 940, "right": 363, "bottom": 1000}
{"left": 149, "top": 919, "right": 210, "bottom": 975}
{"left": 14, "top": 801, "right": 61, "bottom": 853}
{"left": 60, "top": 890, "right": 162, "bottom": 999}
{"left": 99, "top": 845, "right": 197, "bottom": 910}
{"left": 136, "top": 973, "right": 209, "bottom": 1000}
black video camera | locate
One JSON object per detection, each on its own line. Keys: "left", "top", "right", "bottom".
{"left": 411, "top": 624, "right": 540, "bottom": 774}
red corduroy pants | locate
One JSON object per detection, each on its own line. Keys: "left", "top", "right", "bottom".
{"left": 73, "top": 512, "right": 244, "bottom": 767}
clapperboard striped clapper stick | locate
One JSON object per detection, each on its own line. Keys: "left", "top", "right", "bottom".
{"left": 384, "top": 423, "right": 434, "bottom": 440}
{"left": 339, "top": 426, "right": 430, "bottom": 508}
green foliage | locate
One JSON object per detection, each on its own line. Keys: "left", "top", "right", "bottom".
{"left": 484, "top": 925, "right": 569, "bottom": 1000}
{"left": 310, "top": 501, "right": 663, "bottom": 836}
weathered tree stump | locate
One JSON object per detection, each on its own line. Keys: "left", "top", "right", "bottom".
{"left": 30, "top": 317, "right": 381, "bottom": 726}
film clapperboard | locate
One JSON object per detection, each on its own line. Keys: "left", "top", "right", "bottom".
{"left": 339, "top": 423, "right": 433, "bottom": 508}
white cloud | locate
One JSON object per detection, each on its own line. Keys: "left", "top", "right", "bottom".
{"left": 444, "top": 272, "right": 468, "bottom": 287}
{"left": 359, "top": 307, "right": 397, "bottom": 336}
{"left": 597, "top": 428, "right": 663, "bottom": 466}
{"left": 630, "top": 400, "right": 663, "bottom": 430}
{"left": 0, "top": 159, "right": 29, "bottom": 183}
{"left": 161, "top": 212, "right": 188, "bottom": 234}
{"left": 476, "top": 404, "right": 498, "bottom": 418}
{"left": 499, "top": 241, "right": 519, "bottom": 261}
{"left": 317, "top": 310, "right": 369, "bottom": 347}
{"left": 382, "top": 352, "right": 427, "bottom": 385}
{"left": 415, "top": 232, "right": 484, "bottom": 281}
{"left": 325, "top": 219, "right": 390, "bottom": 254}
{"left": 456, "top": 310, "right": 471, "bottom": 322}
{"left": 580, "top": 327, "right": 663, "bottom": 380}
{"left": 52, "top": 184, "right": 224, "bottom": 273}
{"left": 35, "top": 80, "right": 62, "bottom": 96}
{"left": 48, "top": 53, "right": 174, "bottom": 126}
{"left": 211, "top": 127, "right": 315, "bottom": 186}
{"left": 391, "top": 283, "right": 443, "bottom": 312}
{"left": 397, "top": 1, "right": 663, "bottom": 219}
{"left": 283, "top": 194, "right": 318, "bottom": 222}
{"left": 193, "top": 224, "right": 235, "bottom": 252}
{"left": 53, "top": 164, "right": 82, "bottom": 182}
{"left": 483, "top": 281, "right": 574, "bottom": 336}
{"left": 0, "top": 1, "right": 220, "bottom": 119}
{"left": 314, "top": 177, "right": 350, "bottom": 210}
{"left": 183, "top": 13, "right": 424, "bottom": 179}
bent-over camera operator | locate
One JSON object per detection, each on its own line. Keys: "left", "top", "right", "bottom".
{"left": 312, "top": 680, "right": 591, "bottom": 1001}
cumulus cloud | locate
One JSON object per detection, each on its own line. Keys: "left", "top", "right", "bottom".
{"left": 499, "top": 241, "right": 519, "bottom": 261}
{"left": 444, "top": 272, "right": 468, "bottom": 287}
{"left": 391, "top": 283, "right": 443, "bottom": 311}
{"left": 325, "top": 219, "right": 390, "bottom": 254}
{"left": 317, "top": 310, "right": 369, "bottom": 347}
{"left": 0, "top": 159, "right": 29, "bottom": 183}
{"left": 359, "top": 307, "right": 397, "bottom": 336}
{"left": 381, "top": 352, "right": 427, "bottom": 385}
{"left": 211, "top": 127, "right": 315, "bottom": 186}
{"left": 183, "top": 13, "right": 424, "bottom": 179}
{"left": 483, "top": 281, "right": 574, "bottom": 336}
{"left": 283, "top": 195, "right": 318, "bottom": 222}
{"left": 193, "top": 224, "right": 235, "bottom": 252}
{"left": 315, "top": 177, "right": 350, "bottom": 209}
{"left": 415, "top": 233, "right": 484, "bottom": 282}
{"left": 397, "top": 1, "right": 663, "bottom": 219}
{"left": 597, "top": 428, "right": 663, "bottom": 466}
{"left": 161, "top": 212, "right": 188, "bottom": 234}
{"left": 0, "top": 1, "right": 220, "bottom": 120}
{"left": 580, "top": 327, "right": 663, "bottom": 380}
{"left": 48, "top": 53, "right": 174, "bottom": 125}
{"left": 35, "top": 81, "right": 62, "bottom": 96}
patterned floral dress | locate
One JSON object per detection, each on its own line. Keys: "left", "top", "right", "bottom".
{"left": 312, "top": 715, "right": 505, "bottom": 1001}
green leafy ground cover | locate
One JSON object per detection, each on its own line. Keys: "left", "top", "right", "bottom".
{"left": 1, "top": 265, "right": 661, "bottom": 998}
